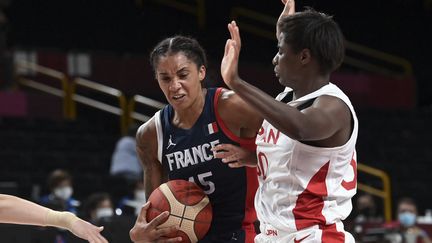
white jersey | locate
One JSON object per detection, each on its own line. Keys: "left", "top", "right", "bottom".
{"left": 255, "top": 83, "right": 358, "bottom": 234}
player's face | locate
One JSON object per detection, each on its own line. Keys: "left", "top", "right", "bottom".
{"left": 272, "top": 33, "right": 302, "bottom": 88}
{"left": 155, "top": 52, "right": 206, "bottom": 110}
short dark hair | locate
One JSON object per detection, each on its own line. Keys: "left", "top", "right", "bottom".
{"left": 82, "top": 192, "right": 112, "bottom": 218}
{"left": 397, "top": 197, "right": 417, "bottom": 210}
{"left": 278, "top": 9, "right": 345, "bottom": 74}
{"left": 47, "top": 169, "right": 72, "bottom": 191}
{"left": 149, "top": 35, "right": 207, "bottom": 73}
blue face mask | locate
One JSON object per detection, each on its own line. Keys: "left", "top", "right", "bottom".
{"left": 398, "top": 212, "right": 416, "bottom": 227}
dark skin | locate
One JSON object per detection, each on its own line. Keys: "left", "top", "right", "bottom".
{"left": 130, "top": 52, "right": 261, "bottom": 242}
{"left": 215, "top": 0, "right": 352, "bottom": 166}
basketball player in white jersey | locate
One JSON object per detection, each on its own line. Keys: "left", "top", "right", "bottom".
{"left": 215, "top": 0, "right": 358, "bottom": 242}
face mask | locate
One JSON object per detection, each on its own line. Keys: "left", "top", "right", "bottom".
{"left": 96, "top": 207, "right": 113, "bottom": 220}
{"left": 54, "top": 186, "right": 73, "bottom": 200}
{"left": 399, "top": 212, "right": 416, "bottom": 227}
{"left": 134, "top": 190, "right": 146, "bottom": 202}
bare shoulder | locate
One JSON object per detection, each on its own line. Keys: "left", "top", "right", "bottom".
{"left": 136, "top": 116, "right": 157, "bottom": 145}
{"left": 218, "top": 88, "right": 254, "bottom": 116}
{"left": 136, "top": 116, "right": 158, "bottom": 162}
{"left": 217, "top": 88, "right": 262, "bottom": 134}
{"left": 313, "top": 95, "right": 351, "bottom": 122}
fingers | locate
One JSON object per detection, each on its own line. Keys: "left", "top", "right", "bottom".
{"left": 95, "top": 233, "right": 108, "bottom": 243}
{"left": 212, "top": 143, "right": 237, "bottom": 152}
{"left": 148, "top": 211, "right": 170, "bottom": 229}
{"left": 157, "top": 236, "right": 183, "bottom": 243}
{"left": 137, "top": 201, "right": 151, "bottom": 223}
{"left": 155, "top": 226, "right": 180, "bottom": 238}
{"left": 227, "top": 161, "right": 244, "bottom": 168}
{"left": 228, "top": 21, "right": 241, "bottom": 50}
{"left": 224, "top": 39, "right": 230, "bottom": 57}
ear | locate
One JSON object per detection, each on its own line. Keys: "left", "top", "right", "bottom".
{"left": 198, "top": 65, "right": 206, "bottom": 81}
{"left": 299, "top": 48, "right": 311, "bottom": 65}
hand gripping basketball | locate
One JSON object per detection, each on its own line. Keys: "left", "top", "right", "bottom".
{"left": 130, "top": 202, "right": 182, "bottom": 243}
{"left": 146, "top": 180, "right": 213, "bottom": 243}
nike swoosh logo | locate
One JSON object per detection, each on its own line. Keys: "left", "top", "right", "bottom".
{"left": 294, "top": 234, "right": 310, "bottom": 243}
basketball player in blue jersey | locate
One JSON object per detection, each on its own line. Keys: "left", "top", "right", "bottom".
{"left": 129, "top": 36, "right": 262, "bottom": 243}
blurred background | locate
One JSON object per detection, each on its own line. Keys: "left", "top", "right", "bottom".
{"left": 0, "top": 0, "right": 431, "bottom": 242}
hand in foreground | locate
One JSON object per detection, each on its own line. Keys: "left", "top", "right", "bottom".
{"left": 69, "top": 219, "right": 108, "bottom": 243}
{"left": 212, "top": 144, "right": 257, "bottom": 168}
{"left": 129, "top": 202, "right": 182, "bottom": 243}
{"left": 221, "top": 21, "right": 242, "bottom": 90}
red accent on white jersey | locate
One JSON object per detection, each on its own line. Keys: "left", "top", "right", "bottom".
{"left": 255, "top": 83, "right": 358, "bottom": 233}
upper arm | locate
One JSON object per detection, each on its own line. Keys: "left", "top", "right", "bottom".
{"left": 294, "top": 95, "right": 351, "bottom": 142}
{"left": 217, "top": 89, "right": 263, "bottom": 137}
{"left": 136, "top": 117, "right": 165, "bottom": 198}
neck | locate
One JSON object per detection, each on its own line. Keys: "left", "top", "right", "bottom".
{"left": 292, "top": 73, "right": 330, "bottom": 100}
{"left": 172, "top": 88, "right": 206, "bottom": 129}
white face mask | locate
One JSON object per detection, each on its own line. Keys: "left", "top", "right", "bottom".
{"left": 96, "top": 207, "right": 113, "bottom": 220}
{"left": 54, "top": 186, "right": 73, "bottom": 200}
{"left": 134, "top": 190, "right": 146, "bottom": 202}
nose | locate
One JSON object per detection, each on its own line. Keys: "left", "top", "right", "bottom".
{"left": 272, "top": 53, "right": 278, "bottom": 66}
{"left": 169, "top": 80, "right": 181, "bottom": 92}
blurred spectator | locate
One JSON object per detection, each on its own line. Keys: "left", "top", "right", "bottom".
{"left": 385, "top": 197, "right": 432, "bottom": 243}
{"left": 110, "top": 124, "right": 142, "bottom": 182}
{"left": 116, "top": 179, "right": 146, "bottom": 216}
{"left": 39, "top": 169, "right": 80, "bottom": 215}
{"left": 82, "top": 192, "right": 114, "bottom": 225}
{"left": 355, "top": 193, "right": 383, "bottom": 224}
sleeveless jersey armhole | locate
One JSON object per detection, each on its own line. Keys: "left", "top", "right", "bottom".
{"left": 213, "top": 88, "right": 256, "bottom": 146}
{"left": 154, "top": 110, "right": 163, "bottom": 163}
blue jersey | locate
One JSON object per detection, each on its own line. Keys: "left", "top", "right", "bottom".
{"left": 154, "top": 88, "right": 258, "bottom": 242}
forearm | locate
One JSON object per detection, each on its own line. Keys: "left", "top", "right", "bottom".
{"left": 231, "top": 78, "right": 305, "bottom": 139}
{"left": 0, "top": 194, "right": 78, "bottom": 229}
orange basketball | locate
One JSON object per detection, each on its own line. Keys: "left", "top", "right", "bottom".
{"left": 146, "top": 180, "right": 213, "bottom": 243}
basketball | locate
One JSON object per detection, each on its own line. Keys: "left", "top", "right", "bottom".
{"left": 146, "top": 180, "right": 213, "bottom": 243}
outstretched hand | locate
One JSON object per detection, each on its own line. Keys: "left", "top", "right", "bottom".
{"left": 212, "top": 144, "right": 257, "bottom": 168}
{"left": 129, "top": 202, "right": 182, "bottom": 243}
{"left": 277, "top": 0, "right": 296, "bottom": 38}
{"left": 221, "top": 21, "right": 242, "bottom": 90}
{"left": 69, "top": 219, "right": 108, "bottom": 243}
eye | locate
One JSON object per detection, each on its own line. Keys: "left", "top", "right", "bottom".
{"left": 178, "top": 72, "right": 189, "bottom": 79}
{"left": 160, "top": 76, "right": 171, "bottom": 82}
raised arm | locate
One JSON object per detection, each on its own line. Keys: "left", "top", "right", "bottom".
{"left": 276, "top": 0, "right": 296, "bottom": 39}
{"left": 130, "top": 117, "right": 181, "bottom": 243}
{"left": 0, "top": 194, "right": 108, "bottom": 243}
{"left": 221, "top": 20, "right": 350, "bottom": 145}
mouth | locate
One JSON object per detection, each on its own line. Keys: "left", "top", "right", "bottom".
{"left": 274, "top": 67, "right": 279, "bottom": 78}
{"left": 172, "top": 94, "right": 186, "bottom": 100}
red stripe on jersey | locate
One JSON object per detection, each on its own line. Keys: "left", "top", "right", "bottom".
{"left": 213, "top": 88, "right": 256, "bottom": 146}
{"left": 214, "top": 88, "right": 258, "bottom": 242}
{"left": 321, "top": 223, "right": 345, "bottom": 243}
{"left": 341, "top": 153, "right": 357, "bottom": 190}
{"left": 242, "top": 166, "right": 258, "bottom": 243}
{"left": 293, "top": 161, "right": 330, "bottom": 230}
